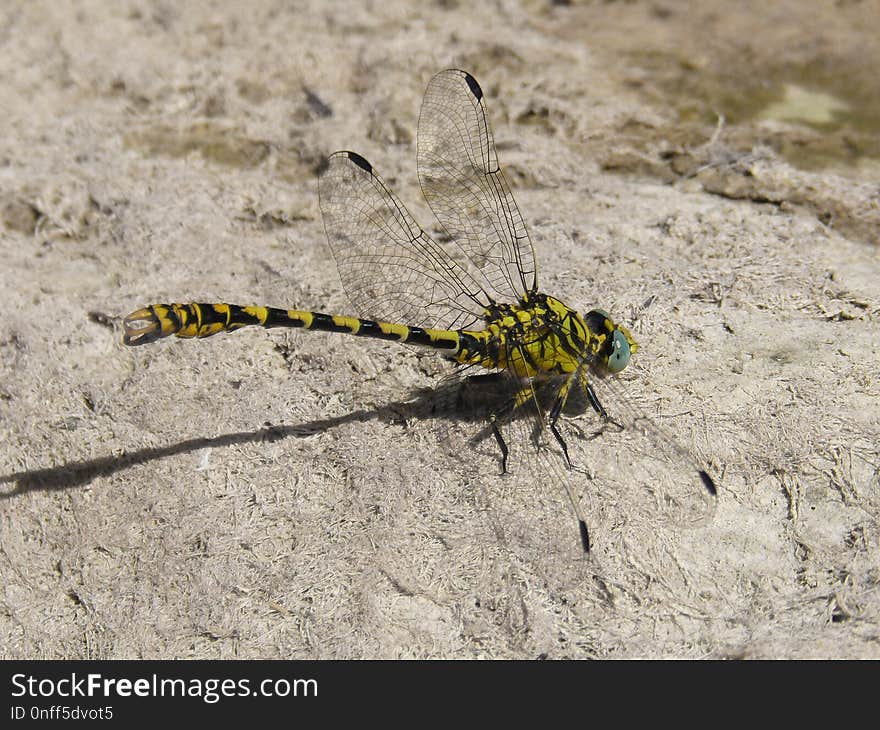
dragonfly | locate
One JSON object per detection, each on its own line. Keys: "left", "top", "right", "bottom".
{"left": 123, "top": 69, "right": 717, "bottom": 572}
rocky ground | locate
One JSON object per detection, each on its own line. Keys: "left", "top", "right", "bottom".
{"left": 1, "top": 0, "right": 877, "bottom": 658}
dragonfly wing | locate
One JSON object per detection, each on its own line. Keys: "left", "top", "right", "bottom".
{"left": 455, "top": 352, "right": 718, "bottom": 589}
{"left": 457, "top": 345, "right": 596, "bottom": 590}
{"left": 568, "top": 364, "right": 718, "bottom": 540}
{"left": 485, "top": 368, "right": 718, "bottom": 589}
{"left": 418, "top": 69, "right": 538, "bottom": 303}
{"left": 318, "top": 150, "right": 490, "bottom": 330}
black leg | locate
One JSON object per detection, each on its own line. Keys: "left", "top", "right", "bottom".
{"left": 587, "top": 381, "right": 624, "bottom": 430}
{"left": 549, "top": 420, "right": 573, "bottom": 470}
{"left": 586, "top": 381, "right": 607, "bottom": 419}
{"left": 489, "top": 415, "right": 509, "bottom": 474}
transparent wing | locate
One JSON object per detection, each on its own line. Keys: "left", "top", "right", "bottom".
{"left": 444, "top": 370, "right": 593, "bottom": 590}
{"left": 318, "top": 150, "right": 491, "bottom": 329}
{"left": 564, "top": 362, "right": 718, "bottom": 544}
{"left": 418, "top": 69, "right": 538, "bottom": 303}
{"left": 455, "top": 350, "right": 718, "bottom": 587}
{"left": 483, "top": 376, "right": 596, "bottom": 589}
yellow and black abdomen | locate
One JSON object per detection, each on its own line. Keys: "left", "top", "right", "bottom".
{"left": 122, "top": 302, "right": 463, "bottom": 352}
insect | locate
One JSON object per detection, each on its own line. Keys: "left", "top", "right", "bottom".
{"left": 123, "top": 69, "right": 717, "bottom": 567}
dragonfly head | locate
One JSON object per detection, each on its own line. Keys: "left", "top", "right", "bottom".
{"left": 584, "top": 309, "right": 639, "bottom": 374}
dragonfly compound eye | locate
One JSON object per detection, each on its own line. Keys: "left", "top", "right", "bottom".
{"left": 606, "top": 330, "right": 631, "bottom": 373}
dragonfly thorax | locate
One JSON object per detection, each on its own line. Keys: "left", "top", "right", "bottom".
{"left": 454, "top": 292, "right": 637, "bottom": 379}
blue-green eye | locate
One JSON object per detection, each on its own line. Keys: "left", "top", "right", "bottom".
{"left": 606, "top": 330, "right": 631, "bottom": 373}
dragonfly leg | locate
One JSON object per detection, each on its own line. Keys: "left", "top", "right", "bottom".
{"left": 489, "top": 384, "right": 535, "bottom": 474}
{"left": 548, "top": 376, "right": 577, "bottom": 470}
{"left": 579, "top": 372, "right": 624, "bottom": 430}
{"left": 489, "top": 413, "right": 509, "bottom": 474}
{"left": 549, "top": 420, "right": 573, "bottom": 470}
{"left": 456, "top": 372, "right": 522, "bottom": 475}
{"left": 486, "top": 382, "right": 543, "bottom": 475}
{"left": 585, "top": 380, "right": 607, "bottom": 419}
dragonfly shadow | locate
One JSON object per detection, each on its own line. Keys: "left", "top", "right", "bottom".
{"left": 0, "top": 385, "right": 467, "bottom": 501}
{"left": 0, "top": 373, "right": 595, "bottom": 501}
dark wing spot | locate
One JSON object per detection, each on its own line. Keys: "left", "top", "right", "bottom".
{"left": 578, "top": 520, "right": 591, "bottom": 553}
{"left": 463, "top": 72, "right": 483, "bottom": 101}
{"left": 699, "top": 470, "right": 718, "bottom": 496}
{"left": 345, "top": 151, "right": 373, "bottom": 174}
